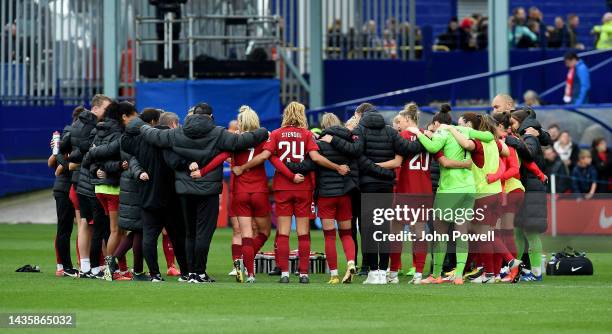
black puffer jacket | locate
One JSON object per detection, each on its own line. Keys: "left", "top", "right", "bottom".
{"left": 505, "top": 115, "right": 550, "bottom": 233}
{"left": 52, "top": 125, "right": 73, "bottom": 194}
{"left": 68, "top": 110, "right": 98, "bottom": 183}
{"left": 122, "top": 124, "right": 177, "bottom": 210}
{"left": 84, "top": 119, "right": 123, "bottom": 187}
{"left": 285, "top": 126, "right": 395, "bottom": 198}
{"left": 72, "top": 111, "right": 99, "bottom": 197}
{"left": 118, "top": 149, "right": 144, "bottom": 231}
{"left": 328, "top": 110, "right": 423, "bottom": 187}
{"left": 132, "top": 114, "right": 268, "bottom": 195}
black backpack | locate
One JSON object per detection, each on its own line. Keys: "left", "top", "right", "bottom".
{"left": 546, "top": 247, "right": 593, "bottom": 276}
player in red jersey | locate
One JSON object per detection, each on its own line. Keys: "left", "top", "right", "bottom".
{"left": 227, "top": 107, "right": 273, "bottom": 283}
{"left": 233, "top": 102, "right": 350, "bottom": 284}
{"left": 377, "top": 104, "right": 433, "bottom": 284}
{"left": 226, "top": 121, "right": 243, "bottom": 279}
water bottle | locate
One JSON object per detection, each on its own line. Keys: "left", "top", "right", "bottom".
{"left": 52, "top": 131, "right": 60, "bottom": 155}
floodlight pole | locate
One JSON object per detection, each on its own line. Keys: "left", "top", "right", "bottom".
{"left": 103, "top": 0, "right": 119, "bottom": 99}
{"left": 309, "top": 0, "right": 323, "bottom": 108}
{"left": 488, "top": 0, "right": 510, "bottom": 100}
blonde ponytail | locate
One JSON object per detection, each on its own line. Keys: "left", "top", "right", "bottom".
{"left": 237, "top": 105, "right": 260, "bottom": 132}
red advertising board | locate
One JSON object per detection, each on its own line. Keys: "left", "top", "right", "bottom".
{"left": 547, "top": 197, "right": 612, "bottom": 235}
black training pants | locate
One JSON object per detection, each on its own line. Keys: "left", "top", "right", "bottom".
{"left": 141, "top": 206, "right": 188, "bottom": 276}
{"left": 88, "top": 196, "right": 110, "bottom": 268}
{"left": 350, "top": 189, "right": 364, "bottom": 268}
{"left": 361, "top": 183, "right": 394, "bottom": 271}
{"left": 54, "top": 192, "right": 75, "bottom": 269}
{"left": 180, "top": 194, "right": 219, "bottom": 275}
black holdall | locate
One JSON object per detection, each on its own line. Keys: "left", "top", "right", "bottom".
{"left": 546, "top": 247, "right": 594, "bottom": 276}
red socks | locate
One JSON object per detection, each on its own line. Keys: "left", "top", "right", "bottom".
{"left": 276, "top": 234, "right": 290, "bottom": 273}
{"left": 412, "top": 240, "right": 427, "bottom": 273}
{"left": 502, "top": 229, "right": 517, "bottom": 258}
{"left": 118, "top": 255, "right": 128, "bottom": 272}
{"left": 231, "top": 243, "right": 241, "bottom": 261}
{"left": 298, "top": 234, "right": 310, "bottom": 274}
{"left": 389, "top": 252, "right": 402, "bottom": 272}
{"left": 75, "top": 235, "right": 80, "bottom": 266}
{"left": 253, "top": 233, "right": 268, "bottom": 254}
{"left": 162, "top": 233, "right": 175, "bottom": 268}
{"left": 494, "top": 230, "right": 514, "bottom": 262}
{"left": 479, "top": 240, "right": 495, "bottom": 275}
{"left": 338, "top": 229, "right": 355, "bottom": 262}
{"left": 242, "top": 237, "right": 255, "bottom": 276}
{"left": 323, "top": 229, "right": 337, "bottom": 271}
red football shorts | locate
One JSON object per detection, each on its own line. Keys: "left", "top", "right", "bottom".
{"left": 474, "top": 194, "right": 501, "bottom": 226}
{"left": 274, "top": 190, "right": 312, "bottom": 217}
{"left": 96, "top": 193, "right": 119, "bottom": 215}
{"left": 69, "top": 185, "right": 79, "bottom": 211}
{"left": 232, "top": 192, "right": 271, "bottom": 217}
{"left": 317, "top": 194, "right": 352, "bottom": 221}
{"left": 502, "top": 189, "right": 525, "bottom": 214}
{"left": 227, "top": 193, "right": 235, "bottom": 218}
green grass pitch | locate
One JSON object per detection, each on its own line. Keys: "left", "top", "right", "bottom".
{"left": 1, "top": 223, "right": 611, "bottom": 333}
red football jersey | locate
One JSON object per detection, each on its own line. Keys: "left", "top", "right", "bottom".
{"left": 396, "top": 130, "right": 432, "bottom": 194}
{"left": 263, "top": 126, "right": 319, "bottom": 191}
{"left": 232, "top": 142, "right": 268, "bottom": 193}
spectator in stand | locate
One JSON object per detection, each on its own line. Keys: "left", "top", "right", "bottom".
{"left": 362, "top": 20, "right": 382, "bottom": 58}
{"left": 527, "top": 6, "right": 545, "bottom": 45}
{"left": 459, "top": 17, "right": 477, "bottom": 50}
{"left": 523, "top": 90, "right": 541, "bottom": 107}
{"left": 554, "top": 131, "right": 580, "bottom": 171}
{"left": 592, "top": 12, "right": 612, "bottom": 49}
{"left": 513, "top": 7, "right": 527, "bottom": 26}
{"left": 527, "top": 6, "right": 543, "bottom": 25}
{"left": 327, "top": 19, "right": 344, "bottom": 59}
{"left": 591, "top": 138, "right": 612, "bottom": 192}
{"left": 563, "top": 51, "right": 590, "bottom": 105}
{"left": 566, "top": 14, "right": 584, "bottom": 49}
{"left": 437, "top": 18, "right": 461, "bottom": 50}
{"left": 398, "top": 22, "right": 423, "bottom": 56}
{"left": 510, "top": 7, "right": 538, "bottom": 48}
{"left": 547, "top": 16, "right": 568, "bottom": 48}
{"left": 571, "top": 150, "right": 598, "bottom": 198}
{"left": 382, "top": 29, "right": 398, "bottom": 59}
{"left": 547, "top": 124, "right": 561, "bottom": 143}
{"left": 476, "top": 17, "right": 489, "bottom": 49}
{"left": 544, "top": 146, "right": 571, "bottom": 193}
{"left": 514, "top": 21, "right": 539, "bottom": 48}
{"left": 386, "top": 17, "right": 399, "bottom": 39}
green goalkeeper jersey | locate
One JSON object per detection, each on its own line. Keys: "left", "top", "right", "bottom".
{"left": 417, "top": 126, "right": 493, "bottom": 193}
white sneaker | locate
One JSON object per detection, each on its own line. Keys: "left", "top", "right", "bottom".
{"left": 376, "top": 270, "right": 388, "bottom": 285}
{"left": 409, "top": 273, "right": 423, "bottom": 285}
{"left": 363, "top": 270, "right": 378, "bottom": 284}
{"left": 387, "top": 271, "right": 399, "bottom": 284}
{"left": 471, "top": 274, "right": 496, "bottom": 284}
{"left": 228, "top": 268, "right": 237, "bottom": 276}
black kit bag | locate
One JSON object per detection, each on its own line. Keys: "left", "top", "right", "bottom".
{"left": 546, "top": 247, "right": 593, "bottom": 276}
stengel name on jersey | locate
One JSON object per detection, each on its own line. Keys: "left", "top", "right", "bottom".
{"left": 281, "top": 131, "right": 303, "bottom": 139}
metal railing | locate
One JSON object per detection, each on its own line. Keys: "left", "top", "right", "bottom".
{"left": 135, "top": 14, "right": 280, "bottom": 79}
{"left": 0, "top": 0, "right": 104, "bottom": 106}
